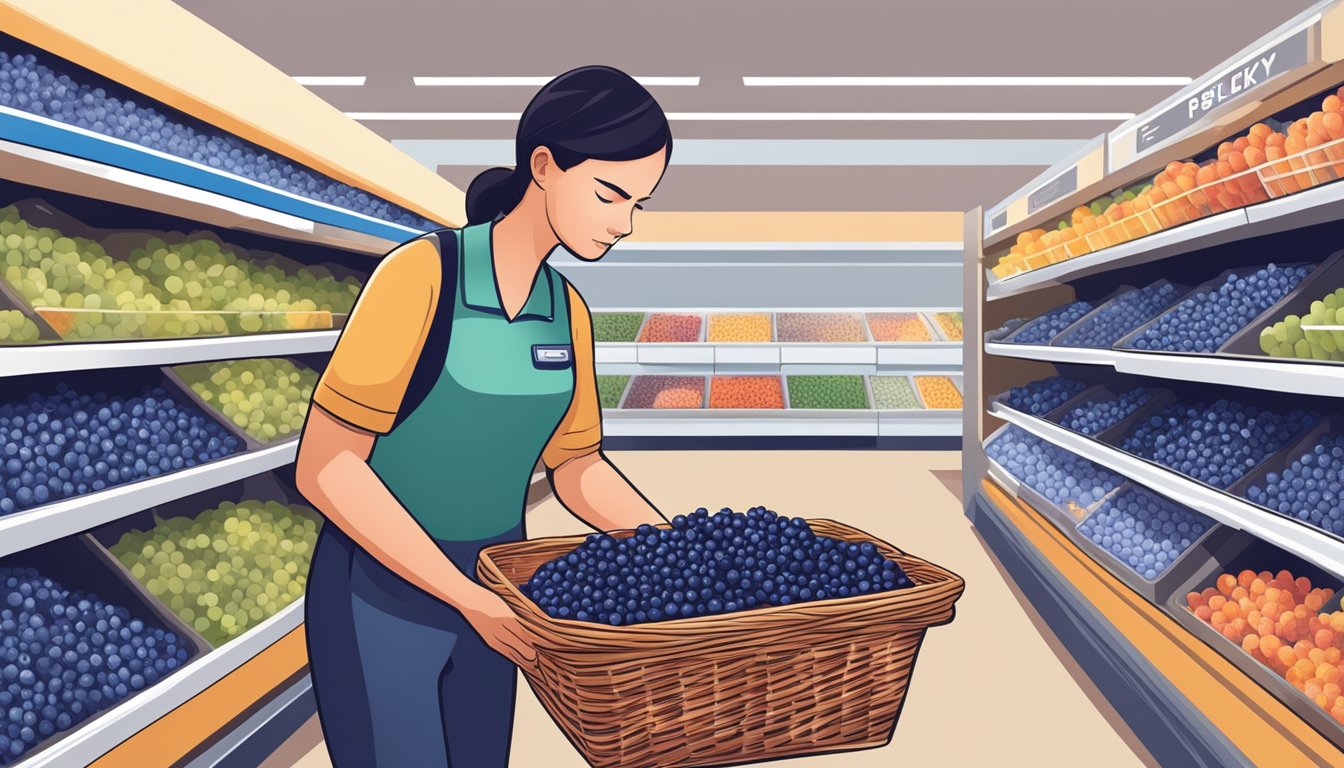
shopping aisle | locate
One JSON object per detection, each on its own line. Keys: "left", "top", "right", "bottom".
{"left": 263, "top": 450, "right": 1150, "bottom": 768}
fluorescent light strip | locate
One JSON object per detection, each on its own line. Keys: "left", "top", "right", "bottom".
{"left": 292, "top": 76, "right": 366, "bottom": 86}
{"left": 413, "top": 76, "right": 699, "bottom": 86}
{"left": 348, "top": 111, "right": 1134, "bottom": 122}
{"left": 743, "top": 76, "right": 1192, "bottom": 87}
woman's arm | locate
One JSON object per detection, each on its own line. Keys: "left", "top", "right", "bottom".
{"left": 295, "top": 407, "right": 536, "bottom": 667}
{"left": 548, "top": 451, "right": 667, "bottom": 532}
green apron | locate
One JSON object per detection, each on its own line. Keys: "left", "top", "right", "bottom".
{"left": 367, "top": 222, "right": 576, "bottom": 541}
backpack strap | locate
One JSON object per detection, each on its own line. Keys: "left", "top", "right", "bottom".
{"left": 390, "top": 228, "right": 461, "bottom": 432}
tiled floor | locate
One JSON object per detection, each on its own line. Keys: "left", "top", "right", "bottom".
{"left": 267, "top": 451, "right": 1152, "bottom": 768}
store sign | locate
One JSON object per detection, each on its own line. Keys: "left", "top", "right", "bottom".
{"left": 990, "top": 210, "right": 1007, "bottom": 231}
{"left": 1136, "top": 28, "right": 1310, "bottom": 151}
{"left": 1027, "top": 167, "right": 1077, "bottom": 215}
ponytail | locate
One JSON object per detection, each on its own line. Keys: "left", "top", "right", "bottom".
{"left": 465, "top": 166, "right": 529, "bottom": 225}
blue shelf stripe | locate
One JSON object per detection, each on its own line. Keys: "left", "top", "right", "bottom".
{"left": 0, "top": 109, "right": 434, "bottom": 244}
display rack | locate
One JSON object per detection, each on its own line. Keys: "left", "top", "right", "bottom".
{"left": 965, "top": 0, "right": 1344, "bottom": 761}
{"left": 0, "top": 6, "right": 471, "bottom": 765}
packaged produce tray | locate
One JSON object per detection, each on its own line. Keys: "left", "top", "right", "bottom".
{"left": 160, "top": 366, "right": 266, "bottom": 452}
{"left": 707, "top": 375, "right": 786, "bottom": 410}
{"left": 994, "top": 301, "right": 1097, "bottom": 346}
{"left": 1050, "top": 281, "right": 1191, "bottom": 349}
{"left": 1045, "top": 385, "right": 1168, "bottom": 439}
{"left": 1227, "top": 415, "right": 1344, "bottom": 544}
{"left": 477, "top": 519, "right": 965, "bottom": 768}
{"left": 0, "top": 535, "right": 211, "bottom": 764}
{"left": 1114, "top": 261, "right": 1321, "bottom": 357}
{"left": 911, "top": 375, "right": 963, "bottom": 410}
{"left": 984, "top": 317, "right": 1029, "bottom": 346}
{"left": 864, "top": 312, "right": 939, "bottom": 343}
{"left": 775, "top": 312, "right": 871, "bottom": 344}
{"left": 1070, "top": 481, "right": 1239, "bottom": 604}
{"left": 1222, "top": 250, "right": 1344, "bottom": 365}
{"left": 704, "top": 312, "right": 776, "bottom": 344}
{"left": 165, "top": 354, "right": 323, "bottom": 447}
{"left": 1165, "top": 535, "right": 1344, "bottom": 749}
{"left": 86, "top": 469, "right": 319, "bottom": 650}
{"left": 982, "top": 424, "right": 1105, "bottom": 531}
{"left": 0, "top": 276, "right": 62, "bottom": 345}
{"left": 987, "top": 378, "right": 1094, "bottom": 421}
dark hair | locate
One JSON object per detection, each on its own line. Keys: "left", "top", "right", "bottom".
{"left": 465, "top": 66, "right": 673, "bottom": 225}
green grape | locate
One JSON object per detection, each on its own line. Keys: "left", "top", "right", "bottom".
{"left": 176, "top": 358, "right": 318, "bottom": 443}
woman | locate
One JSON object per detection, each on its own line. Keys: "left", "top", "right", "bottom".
{"left": 295, "top": 66, "right": 672, "bottom": 767}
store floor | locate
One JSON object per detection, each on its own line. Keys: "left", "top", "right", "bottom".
{"left": 263, "top": 450, "right": 1155, "bottom": 768}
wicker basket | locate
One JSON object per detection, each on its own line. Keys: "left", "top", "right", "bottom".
{"left": 477, "top": 518, "right": 966, "bottom": 768}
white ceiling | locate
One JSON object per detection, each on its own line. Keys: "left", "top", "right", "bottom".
{"left": 176, "top": 0, "right": 1313, "bottom": 211}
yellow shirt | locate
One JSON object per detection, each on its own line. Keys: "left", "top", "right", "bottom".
{"left": 312, "top": 237, "right": 602, "bottom": 469}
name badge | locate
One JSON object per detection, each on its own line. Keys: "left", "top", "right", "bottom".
{"left": 532, "top": 344, "right": 573, "bottom": 370}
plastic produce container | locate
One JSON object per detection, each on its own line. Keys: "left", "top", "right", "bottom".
{"left": 1167, "top": 536, "right": 1344, "bottom": 747}
{"left": 1046, "top": 385, "right": 1163, "bottom": 438}
{"left": 708, "top": 376, "right": 784, "bottom": 409}
{"left": 592, "top": 313, "right": 647, "bottom": 343}
{"left": 1073, "top": 482, "right": 1236, "bottom": 603}
{"left": 1052, "top": 281, "right": 1190, "bottom": 349}
{"left": 87, "top": 470, "right": 318, "bottom": 649}
{"left": 167, "top": 357, "right": 320, "bottom": 445}
{"left": 982, "top": 424, "right": 1121, "bottom": 529}
{"left": 1229, "top": 415, "right": 1344, "bottom": 542}
{"left": 1222, "top": 251, "right": 1344, "bottom": 364}
{"left": 776, "top": 313, "right": 868, "bottom": 343}
{"left": 1116, "top": 262, "right": 1318, "bottom": 356}
{"left": 705, "top": 313, "right": 774, "bottom": 343}
{"left": 620, "top": 376, "right": 706, "bottom": 409}
{"left": 785, "top": 375, "right": 870, "bottom": 409}
{"left": 931, "top": 311, "right": 964, "bottom": 341}
{"left": 0, "top": 536, "right": 210, "bottom": 765}
{"left": 865, "top": 313, "right": 934, "bottom": 342}
{"left": 637, "top": 314, "right": 703, "bottom": 343}
{"left": 869, "top": 376, "right": 924, "bottom": 410}
{"left": 999, "top": 300, "right": 1095, "bottom": 346}
{"left": 597, "top": 375, "right": 631, "bottom": 409}
{"left": 914, "top": 376, "right": 962, "bottom": 410}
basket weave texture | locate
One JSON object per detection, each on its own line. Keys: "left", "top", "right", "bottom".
{"left": 477, "top": 518, "right": 966, "bottom": 768}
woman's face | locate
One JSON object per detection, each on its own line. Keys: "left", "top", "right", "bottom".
{"left": 538, "top": 148, "right": 668, "bottom": 261}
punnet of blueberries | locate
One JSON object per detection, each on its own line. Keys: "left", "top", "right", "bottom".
{"left": 1056, "top": 387, "right": 1153, "bottom": 437}
{"left": 1008, "top": 300, "right": 1095, "bottom": 345}
{"left": 1247, "top": 433, "right": 1344, "bottom": 536}
{"left": 1079, "top": 485, "right": 1214, "bottom": 581}
{"left": 0, "top": 42, "right": 433, "bottom": 230}
{"left": 986, "top": 426, "right": 1124, "bottom": 510}
{"left": 0, "top": 382, "right": 242, "bottom": 518}
{"left": 1001, "top": 376, "right": 1087, "bottom": 416}
{"left": 1120, "top": 399, "right": 1321, "bottom": 488}
{"left": 1057, "top": 282, "right": 1185, "bottom": 348}
{"left": 0, "top": 568, "right": 190, "bottom": 766}
{"left": 522, "top": 508, "right": 913, "bottom": 625}
{"left": 1127, "top": 264, "right": 1312, "bottom": 353}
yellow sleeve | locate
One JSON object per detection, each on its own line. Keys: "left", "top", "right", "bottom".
{"left": 312, "top": 238, "right": 440, "bottom": 434}
{"left": 541, "top": 283, "right": 603, "bottom": 469}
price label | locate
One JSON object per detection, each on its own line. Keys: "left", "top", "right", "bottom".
{"left": 1027, "top": 166, "right": 1077, "bottom": 215}
{"left": 1136, "top": 28, "right": 1310, "bottom": 152}
{"left": 990, "top": 210, "right": 1008, "bottom": 231}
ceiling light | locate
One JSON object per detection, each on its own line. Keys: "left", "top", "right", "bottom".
{"left": 291, "top": 76, "right": 366, "bottom": 86}
{"left": 743, "top": 76, "right": 1192, "bottom": 87}
{"left": 413, "top": 76, "right": 699, "bottom": 86}
{"left": 347, "top": 111, "right": 1134, "bottom": 122}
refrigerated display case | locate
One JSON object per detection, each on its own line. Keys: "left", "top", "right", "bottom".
{"left": 965, "top": 1, "right": 1344, "bottom": 763}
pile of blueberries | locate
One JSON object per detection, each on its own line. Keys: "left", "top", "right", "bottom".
{"left": 1119, "top": 399, "right": 1321, "bottom": 489}
{"left": 522, "top": 508, "right": 913, "bottom": 625}
{"left": 1055, "top": 387, "right": 1154, "bottom": 437}
{"left": 1056, "top": 281, "right": 1186, "bottom": 348}
{"left": 0, "top": 45, "right": 433, "bottom": 229}
{"left": 0, "top": 568, "right": 190, "bottom": 765}
{"left": 1079, "top": 485, "right": 1214, "bottom": 581}
{"left": 1009, "top": 300, "right": 1095, "bottom": 345}
{"left": 1125, "top": 264, "right": 1312, "bottom": 353}
{"left": 1246, "top": 433, "right": 1344, "bottom": 536}
{"left": 0, "top": 383, "right": 241, "bottom": 517}
{"left": 1001, "top": 376, "right": 1088, "bottom": 416}
{"left": 986, "top": 426, "right": 1125, "bottom": 510}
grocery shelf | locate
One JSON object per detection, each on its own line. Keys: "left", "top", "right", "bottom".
{"left": 988, "top": 404, "right": 1344, "bottom": 582}
{"left": 0, "top": 441, "right": 298, "bottom": 559}
{"left": 602, "top": 412, "right": 961, "bottom": 439}
{"left": 18, "top": 600, "right": 304, "bottom": 768}
{"left": 985, "top": 341, "right": 1344, "bottom": 398}
{"left": 985, "top": 210, "right": 1248, "bottom": 301}
{"left": 0, "top": 331, "right": 340, "bottom": 378}
{"left": 0, "top": 106, "right": 425, "bottom": 249}
{"left": 596, "top": 343, "right": 963, "bottom": 372}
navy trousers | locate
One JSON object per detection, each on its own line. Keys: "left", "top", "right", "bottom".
{"left": 305, "top": 523, "right": 523, "bottom": 768}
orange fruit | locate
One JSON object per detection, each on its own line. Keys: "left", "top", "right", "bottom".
{"left": 1327, "top": 94, "right": 1344, "bottom": 112}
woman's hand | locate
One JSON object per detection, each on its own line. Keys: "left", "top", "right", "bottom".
{"left": 458, "top": 588, "right": 538, "bottom": 669}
